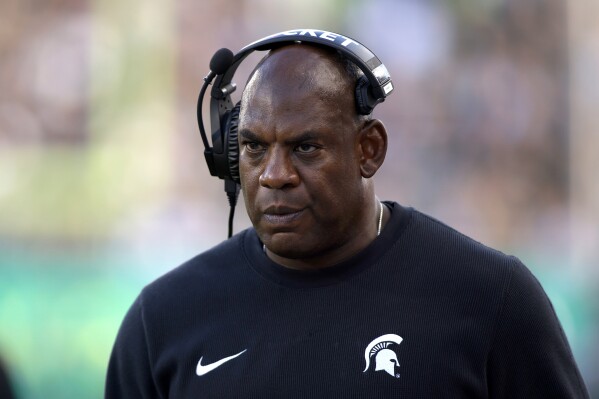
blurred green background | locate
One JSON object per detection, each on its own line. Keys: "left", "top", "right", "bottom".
{"left": 1, "top": 0, "right": 598, "bottom": 397}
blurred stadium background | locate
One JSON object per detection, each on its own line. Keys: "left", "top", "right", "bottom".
{"left": 0, "top": 0, "right": 598, "bottom": 397}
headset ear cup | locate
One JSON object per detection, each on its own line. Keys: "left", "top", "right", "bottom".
{"left": 226, "top": 101, "right": 242, "bottom": 183}
{"left": 355, "top": 76, "right": 374, "bottom": 115}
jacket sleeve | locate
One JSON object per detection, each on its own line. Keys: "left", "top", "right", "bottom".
{"left": 105, "top": 295, "right": 162, "bottom": 399}
{"left": 486, "top": 258, "right": 590, "bottom": 398}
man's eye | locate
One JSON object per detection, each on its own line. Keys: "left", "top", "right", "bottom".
{"left": 296, "top": 144, "right": 318, "bottom": 154}
{"left": 244, "top": 142, "right": 264, "bottom": 152}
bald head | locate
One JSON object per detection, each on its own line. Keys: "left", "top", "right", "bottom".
{"left": 241, "top": 44, "right": 363, "bottom": 124}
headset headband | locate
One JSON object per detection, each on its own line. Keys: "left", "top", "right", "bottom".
{"left": 212, "top": 29, "right": 394, "bottom": 104}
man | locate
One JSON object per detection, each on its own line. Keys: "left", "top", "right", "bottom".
{"left": 105, "top": 39, "right": 590, "bottom": 397}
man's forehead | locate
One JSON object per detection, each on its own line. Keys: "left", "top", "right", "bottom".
{"left": 240, "top": 72, "right": 353, "bottom": 134}
{"left": 240, "top": 91, "right": 344, "bottom": 126}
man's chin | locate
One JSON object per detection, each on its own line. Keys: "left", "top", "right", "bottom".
{"left": 266, "top": 244, "right": 304, "bottom": 260}
{"left": 262, "top": 232, "right": 316, "bottom": 260}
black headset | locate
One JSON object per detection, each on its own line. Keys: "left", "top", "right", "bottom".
{"left": 196, "top": 29, "right": 394, "bottom": 237}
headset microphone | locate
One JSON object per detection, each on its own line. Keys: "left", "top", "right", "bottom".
{"left": 197, "top": 29, "right": 393, "bottom": 239}
{"left": 209, "top": 48, "right": 234, "bottom": 76}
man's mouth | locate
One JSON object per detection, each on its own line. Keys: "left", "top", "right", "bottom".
{"left": 262, "top": 205, "right": 305, "bottom": 225}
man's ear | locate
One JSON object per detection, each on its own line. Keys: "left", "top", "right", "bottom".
{"left": 357, "top": 119, "right": 388, "bottom": 178}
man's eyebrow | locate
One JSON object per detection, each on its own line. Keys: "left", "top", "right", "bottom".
{"left": 284, "top": 132, "right": 322, "bottom": 146}
{"left": 238, "top": 129, "right": 261, "bottom": 142}
{"left": 238, "top": 130, "right": 323, "bottom": 144}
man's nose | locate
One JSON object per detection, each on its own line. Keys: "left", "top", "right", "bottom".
{"left": 259, "top": 148, "right": 300, "bottom": 189}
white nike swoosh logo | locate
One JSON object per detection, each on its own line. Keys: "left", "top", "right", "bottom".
{"left": 196, "top": 349, "right": 247, "bottom": 376}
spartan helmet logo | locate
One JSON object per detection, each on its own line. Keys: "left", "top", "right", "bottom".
{"left": 363, "top": 334, "right": 403, "bottom": 378}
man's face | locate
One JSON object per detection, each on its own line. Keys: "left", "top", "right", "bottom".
{"left": 238, "top": 45, "right": 368, "bottom": 263}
